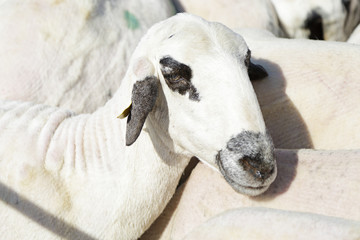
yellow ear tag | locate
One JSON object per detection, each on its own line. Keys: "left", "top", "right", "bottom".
{"left": 117, "top": 103, "right": 132, "bottom": 119}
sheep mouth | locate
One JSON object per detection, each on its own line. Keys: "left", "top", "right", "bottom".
{"left": 216, "top": 153, "right": 271, "bottom": 196}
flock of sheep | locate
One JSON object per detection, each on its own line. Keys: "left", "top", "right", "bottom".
{"left": 0, "top": 0, "right": 359, "bottom": 239}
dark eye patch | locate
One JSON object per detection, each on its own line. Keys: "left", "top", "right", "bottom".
{"left": 160, "top": 56, "right": 200, "bottom": 101}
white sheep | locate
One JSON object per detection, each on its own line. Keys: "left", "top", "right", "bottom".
{"left": 270, "top": 0, "right": 360, "bottom": 41}
{"left": 0, "top": 14, "right": 275, "bottom": 239}
{"left": 141, "top": 149, "right": 360, "bottom": 239}
{"left": 177, "top": 0, "right": 285, "bottom": 37}
{"left": 0, "top": 0, "right": 176, "bottom": 113}
{"left": 183, "top": 208, "right": 360, "bottom": 240}
{"left": 237, "top": 28, "right": 360, "bottom": 149}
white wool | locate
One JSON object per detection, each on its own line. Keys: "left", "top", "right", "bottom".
{"left": 178, "top": 0, "right": 285, "bottom": 37}
{"left": 0, "top": 0, "right": 176, "bottom": 113}
{"left": 184, "top": 208, "right": 360, "bottom": 240}
{"left": 142, "top": 149, "right": 360, "bottom": 239}
{"left": 236, "top": 27, "right": 360, "bottom": 149}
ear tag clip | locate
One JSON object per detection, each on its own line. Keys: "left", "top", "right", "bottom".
{"left": 117, "top": 103, "right": 132, "bottom": 119}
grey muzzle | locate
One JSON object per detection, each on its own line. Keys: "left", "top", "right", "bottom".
{"left": 216, "top": 131, "right": 277, "bottom": 196}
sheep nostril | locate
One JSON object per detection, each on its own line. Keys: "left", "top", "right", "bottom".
{"left": 240, "top": 157, "right": 262, "bottom": 179}
{"left": 255, "top": 170, "right": 262, "bottom": 179}
{"left": 240, "top": 157, "right": 275, "bottom": 180}
{"left": 239, "top": 156, "right": 254, "bottom": 172}
{"left": 260, "top": 167, "right": 275, "bottom": 180}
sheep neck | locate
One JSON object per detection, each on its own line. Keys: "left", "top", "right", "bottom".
{"left": 43, "top": 87, "right": 191, "bottom": 238}
{"left": 45, "top": 95, "right": 190, "bottom": 178}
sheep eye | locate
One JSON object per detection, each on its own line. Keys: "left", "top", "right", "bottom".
{"left": 160, "top": 56, "right": 192, "bottom": 82}
{"left": 166, "top": 74, "right": 184, "bottom": 84}
{"left": 160, "top": 56, "right": 200, "bottom": 101}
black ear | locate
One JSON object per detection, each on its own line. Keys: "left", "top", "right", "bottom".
{"left": 248, "top": 61, "right": 268, "bottom": 81}
{"left": 245, "top": 49, "right": 268, "bottom": 81}
{"left": 125, "top": 76, "right": 158, "bottom": 146}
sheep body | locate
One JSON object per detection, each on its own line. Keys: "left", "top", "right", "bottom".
{"left": 177, "top": 0, "right": 285, "bottom": 37}
{"left": 0, "top": 0, "right": 176, "bottom": 113}
{"left": 141, "top": 149, "right": 360, "bottom": 239}
{"left": 238, "top": 28, "right": 360, "bottom": 149}
{"left": 183, "top": 208, "right": 360, "bottom": 240}
{"left": 0, "top": 99, "right": 188, "bottom": 240}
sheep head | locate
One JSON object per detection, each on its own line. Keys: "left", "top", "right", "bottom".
{"left": 119, "top": 13, "right": 276, "bottom": 196}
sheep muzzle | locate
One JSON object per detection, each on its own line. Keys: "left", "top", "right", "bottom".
{"left": 216, "top": 131, "right": 277, "bottom": 196}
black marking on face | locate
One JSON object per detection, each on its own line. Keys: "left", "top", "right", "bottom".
{"left": 160, "top": 56, "right": 200, "bottom": 101}
{"left": 304, "top": 10, "right": 324, "bottom": 40}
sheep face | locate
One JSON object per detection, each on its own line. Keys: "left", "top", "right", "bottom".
{"left": 123, "top": 14, "right": 276, "bottom": 196}
{"left": 271, "top": 0, "right": 359, "bottom": 41}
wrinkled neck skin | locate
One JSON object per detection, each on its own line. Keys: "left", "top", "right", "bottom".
{"left": 42, "top": 78, "right": 190, "bottom": 239}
